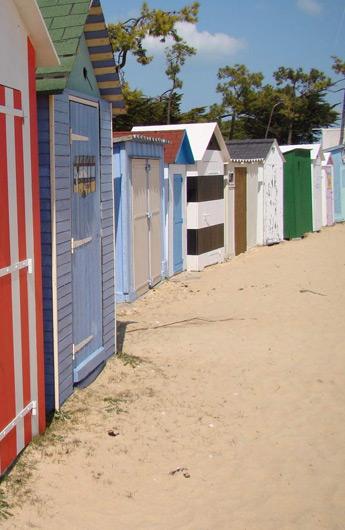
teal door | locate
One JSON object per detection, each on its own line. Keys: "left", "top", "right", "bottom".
{"left": 70, "top": 100, "right": 103, "bottom": 384}
{"left": 173, "top": 174, "right": 183, "bottom": 273}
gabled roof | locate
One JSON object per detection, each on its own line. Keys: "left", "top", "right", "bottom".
{"left": 133, "top": 130, "right": 194, "bottom": 164}
{"left": 281, "top": 143, "right": 323, "bottom": 161}
{"left": 13, "top": 0, "right": 59, "bottom": 67}
{"left": 132, "top": 123, "right": 230, "bottom": 162}
{"left": 36, "top": 0, "right": 125, "bottom": 115}
{"left": 226, "top": 139, "right": 276, "bottom": 162}
{"left": 113, "top": 131, "right": 167, "bottom": 145}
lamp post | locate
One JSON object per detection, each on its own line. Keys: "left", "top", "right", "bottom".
{"left": 265, "top": 101, "right": 283, "bottom": 139}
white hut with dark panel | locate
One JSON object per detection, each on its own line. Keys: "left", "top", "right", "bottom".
{"left": 133, "top": 123, "right": 230, "bottom": 271}
{"left": 225, "top": 139, "right": 284, "bottom": 257}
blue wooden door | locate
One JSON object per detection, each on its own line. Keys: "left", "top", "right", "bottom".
{"left": 173, "top": 174, "right": 183, "bottom": 273}
{"left": 70, "top": 100, "right": 103, "bottom": 383}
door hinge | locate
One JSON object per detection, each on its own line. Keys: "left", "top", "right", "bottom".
{"left": 0, "top": 401, "right": 36, "bottom": 442}
{"left": 0, "top": 258, "right": 32, "bottom": 278}
{"left": 72, "top": 335, "right": 94, "bottom": 360}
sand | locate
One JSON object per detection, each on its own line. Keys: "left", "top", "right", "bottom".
{"left": 1, "top": 224, "right": 345, "bottom": 530}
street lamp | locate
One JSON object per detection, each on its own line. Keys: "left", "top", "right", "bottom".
{"left": 265, "top": 101, "right": 283, "bottom": 139}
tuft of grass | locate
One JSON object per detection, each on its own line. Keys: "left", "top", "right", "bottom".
{"left": 117, "top": 351, "right": 143, "bottom": 369}
{"left": 0, "top": 489, "right": 12, "bottom": 520}
{"left": 53, "top": 409, "right": 72, "bottom": 422}
{"left": 103, "top": 392, "right": 132, "bottom": 414}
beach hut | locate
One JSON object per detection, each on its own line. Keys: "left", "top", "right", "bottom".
{"left": 113, "top": 133, "right": 165, "bottom": 302}
{"left": 225, "top": 139, "right": 284, "bottom": 257}
{"left": 282, "top": 144, "right": 323, "bottom": 232}
{"left": 326, "top": 145, "right": 345, "bottom": 222}
{"left": 280, "top": 147, "right": 313, "bottom": 239}
{"left": 321, "top": 152, "right": 335, "bottom": 226}
{"left": 36, "top": 0, "right": 125, "bottom": 412}
{"left": 133, "top": 130, "right": 195, "bottom": 277}
{"left": 0, "top": 0, "right": 58, "bottom": 475}
{"left": 133, "top": 123, "right": 230, "bottom": 272}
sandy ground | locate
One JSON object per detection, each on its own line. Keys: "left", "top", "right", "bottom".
{"left": 1, "top": 224, "right": 345, "bottom": 530}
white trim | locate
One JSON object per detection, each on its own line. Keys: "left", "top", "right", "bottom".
{"left": 69, "top": 95, "right": 99, "bottom": 108}
{"left": 6, "top": 87, "right": 24, "bottom": 453}
{"left": 14, "top": 0, "right": 59, "bottom": 67}
{"left": 49, "top": 95, "right": 60, "bottom": 412}
{"left": 0, "top": 104, "right": 24, "bottom": 118}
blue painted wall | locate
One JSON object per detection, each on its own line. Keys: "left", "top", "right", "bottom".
{"left": 37, "top": 94, "right": 54, "bottom": 413}
{"left": 328, "top": 146, "right": 345, "bottom": 222}
{"left": 38, "top": 91, "right": 115, "bottom": 413}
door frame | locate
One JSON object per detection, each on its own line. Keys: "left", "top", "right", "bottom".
{"left": 168, "top": 164, "right": 186, "bottom": 277}
{"left": 68, "top": 95, "right": 104, "bottom": 384}
{"left": 234, "top": 166, "right": 247, "bottom": 255}
{"left": 130, "top": 156, "right": 163, "bottom": 297}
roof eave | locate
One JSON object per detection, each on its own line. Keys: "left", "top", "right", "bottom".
{"left": 15, "top": 0, "right": 60, "bottom": 68}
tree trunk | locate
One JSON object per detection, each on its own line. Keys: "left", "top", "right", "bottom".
{"left": 166, "top": 94, "right": 172, "bottom": 124}
{"left": 287, "top": 120, "right": 293, "bottom": 145}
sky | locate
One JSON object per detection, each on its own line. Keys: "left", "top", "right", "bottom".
{"left": 101, "top": 0, "right": 345, "bottom": 118}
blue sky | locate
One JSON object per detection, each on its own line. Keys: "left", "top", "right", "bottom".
{"left": 102, "top": 0, "right": 345, "bottom": 117}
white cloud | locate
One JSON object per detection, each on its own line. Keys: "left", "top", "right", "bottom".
{"left": 297, "top": 0, "right": 322, "bottom": 15}
{"left": 143, "top": 22, "right": 245, "bottom": 61}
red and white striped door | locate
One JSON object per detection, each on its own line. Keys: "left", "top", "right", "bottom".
{"left": 0, "top": 81, "right": 44, "bottom": 475}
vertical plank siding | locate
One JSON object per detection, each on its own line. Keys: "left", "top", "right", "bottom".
{"left": 100, "top": 99, "right": 116, "bottom": 358}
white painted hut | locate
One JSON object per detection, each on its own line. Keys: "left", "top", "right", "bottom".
{"left": 133, "top": 123, "right": 230, "bottom": 271}
{"left": 225, "top": 139, "right": 284, "bottom": 257}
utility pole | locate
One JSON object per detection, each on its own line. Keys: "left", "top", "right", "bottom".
{"left": 340, "top": 88, "right": 345, "bottom": 145}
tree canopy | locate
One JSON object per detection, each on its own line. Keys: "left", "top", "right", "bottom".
{"left": 107, "top": 2, "right": 199, "bottom": 70}
{"left": 213, "top": 64, "right": 337, "bottom": 143}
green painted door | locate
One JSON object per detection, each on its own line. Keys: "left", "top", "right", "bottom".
{"left": 284, "top": 150, "right": 313, "bottom": 239}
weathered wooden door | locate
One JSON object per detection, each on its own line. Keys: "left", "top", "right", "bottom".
{"left": 235, "top": 167, "right": 247, "bottom": 255}
{"left": 263, "top": 163, "right": 280, "bottom": 244}
{"left": 70, "top": 100, "right": 103, "bottom": 384}
{"left": 132, "top": 158, "right": 162, "bottom": 296}
{"left": 173, "top": 174, "right": 183, "bottom": 273}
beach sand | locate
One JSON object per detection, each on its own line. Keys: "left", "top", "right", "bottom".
{"left": 1, "top": 224, "right": 345, "bottom": 530}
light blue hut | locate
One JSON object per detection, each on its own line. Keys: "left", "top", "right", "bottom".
{"left": 113, "top": 132, "right": 165, "bottom": 302}
{"left": 326, "top": 145, "right": 345, "bottom": 222}
{"left": 131, "top": 130, "right": 195, "bottom": 277}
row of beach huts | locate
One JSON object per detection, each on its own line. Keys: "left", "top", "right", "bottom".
{"left": 1, "top": 0, "right": 344, "bottom": 475}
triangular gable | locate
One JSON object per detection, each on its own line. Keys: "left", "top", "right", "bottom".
{"left": 176, "top": 132, "right": 194, "bottom": 164}
{"left": 36, "top": 0, "right": 125, "bottom": 116}
{"left": 207, "top": 133, "right": 221, "bottom": 151}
